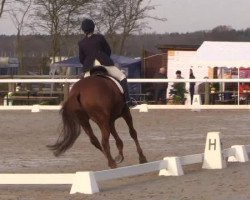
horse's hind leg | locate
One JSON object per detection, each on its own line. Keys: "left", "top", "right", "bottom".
{"left": 76, "top": 113, "right": 103, "bottom": 152}
{"left": 110, "top": 121, "right": 124, "bottom": 164}
{"left": 96, "top": 119, "right": 117, "bottom": 168}
{"left": 122, "top": 108, "right": 147, "bottom": 164}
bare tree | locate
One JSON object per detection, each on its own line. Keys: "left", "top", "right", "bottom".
{"left": 8, "top": 0, "right": 32, "bottom": 73}
{"left": 88, "top": 0, "right": 166, "bottom": 54}
{"left": 31, "top": 0, "right": 90, "bottom": 62}
{"left": 0, "top": 0, "right": 24, "bottom": 17}
{"left": 209, "top": 25, "right": 237, "bottom": 41}
{"left": 0, "top": 0, "right": 6, "bottom": 17}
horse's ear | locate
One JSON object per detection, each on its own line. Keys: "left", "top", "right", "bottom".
{"left": 90, "top": 66, "right": 108, "bottom": 76}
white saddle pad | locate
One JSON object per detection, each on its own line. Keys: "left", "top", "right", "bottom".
{"left": 106, "top": 76, "right": 124, "bottom": 94}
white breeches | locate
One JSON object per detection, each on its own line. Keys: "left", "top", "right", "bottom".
{"left": 84, "top": 65, "right": 126, "bottom": 81}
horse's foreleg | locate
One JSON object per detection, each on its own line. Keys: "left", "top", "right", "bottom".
{"left": 110, "top": 121, "right": 124, "bottom": 164}
{"left": 122, "top": 108, "right": 147, "bottom": 164}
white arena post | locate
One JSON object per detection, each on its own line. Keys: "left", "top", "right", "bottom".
{"left": 191, "top": 94, "right": 201, "bottom": 112}
{"left": 202, "top": 132, "right": 227, "bottom": 169}
{"left": 227, "top": 145, "right": 249, "bottom": 162}
{"left": 159, "top": 157, "right": 184, "bottom": 176}
{"left": 139, "top": 103, "right": 148, "bottom": 112}
{"left": 31, "top": 104, "right": 40, "bottom": 113}
{"left": 70, "top": 172, "right": 99, "bottom": 194}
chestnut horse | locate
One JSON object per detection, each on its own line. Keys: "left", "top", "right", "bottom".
{"left": 48, "top": 72, "right": 147, "bottom": 168}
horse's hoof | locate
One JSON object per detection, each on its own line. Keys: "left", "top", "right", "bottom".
{"left": 139, "top": 156, "right": 148, "bottom": 164}
{"left": 115, "top": 155, "right": 124, "bottom": 164}
{"left": 109, "top": 163, "right": 117, "bottom": 169}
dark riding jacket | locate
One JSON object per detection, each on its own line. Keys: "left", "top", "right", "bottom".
{"left": 78, "top": 34, "right": 114, "bottom": 72}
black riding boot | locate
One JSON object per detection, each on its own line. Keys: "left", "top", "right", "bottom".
{"left": 120, "top": 78, "right": 137, "bottom": 108}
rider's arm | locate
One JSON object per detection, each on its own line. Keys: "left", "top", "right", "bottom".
{"left": 78, "top": 42, "right": 86, "bottom": 65}
{"left": 100, "top": 35, "right": 111, "bottom": 56}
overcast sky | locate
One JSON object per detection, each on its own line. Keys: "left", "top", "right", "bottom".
{"left": 148, "top": 0, "right": 250, "bottom": 33}
{"left": 1, "top": 0, "right": 250, "bottom": 35}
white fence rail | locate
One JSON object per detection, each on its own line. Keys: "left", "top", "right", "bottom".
{"left": 0, "top": 78, "right": 250, "bottom": 83}
{"left": 0, "top": 104, "right": 250, "bottom": 112}
{"left": 0, "top": 78, "right": 250, "bottom": 110}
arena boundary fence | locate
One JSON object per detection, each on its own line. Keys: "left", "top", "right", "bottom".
{"left": 0, "top": 104, "right": 250, "bottom": 112}
{"left": 1, "top": 78, "right": 250, "bottom": 110}
{"left": 0, "top": 132, "right": 249, "bottom": 194}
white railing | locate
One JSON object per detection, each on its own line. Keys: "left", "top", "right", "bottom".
{"left": 0, "top": 104, "right": 250, "bottom": 112}
{"left": 0, "top": 78, "right": 250, "bottom": 83}
{"left": 0, "top": 78, "right": 250, "bottom": 110}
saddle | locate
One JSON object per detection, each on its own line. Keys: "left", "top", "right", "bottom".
{"left": 89, "top": 66, "right": 124, "bottom": 93}
{"left": 90, "top": 66, "right": 108, "bottom": 76}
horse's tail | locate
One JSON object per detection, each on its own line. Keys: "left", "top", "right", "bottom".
{"left": 47, "top": 95, "right": 81, "bottom": 156}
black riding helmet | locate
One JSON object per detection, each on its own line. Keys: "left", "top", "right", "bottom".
{"left": 81, "top": 18, "right": 95, "bottom": 33}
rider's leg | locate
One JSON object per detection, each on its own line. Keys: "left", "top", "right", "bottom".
{"left": 120, "top": 78, "right": 137, "bottom": 107}
{"left": 104, "top": 66, "right": 137, "bottom": 108}
{"left": 103, "top": 66, "right": 126, "bottom": 81}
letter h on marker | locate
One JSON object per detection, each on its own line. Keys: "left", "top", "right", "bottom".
{"left": 209, "top": 139, "right": 216, "bottom": 150}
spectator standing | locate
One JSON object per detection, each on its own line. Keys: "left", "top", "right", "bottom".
{"left": 198, "top": 77, "right": 210, "bottom": 104}
{"left": 170, "top": 70, "right": 186, "bottom": 104}
{"left": 189, "top": 69, "right": 196, "bottom": 104}
{"left": 153, "top": 67, "right": 168, "bottom": 104}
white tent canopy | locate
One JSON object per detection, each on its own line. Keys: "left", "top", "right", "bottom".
{"left": 194, "top": 41, "right": 250, "bottom": 67}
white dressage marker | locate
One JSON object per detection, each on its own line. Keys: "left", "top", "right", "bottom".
{"left": 139, "top": 103, "right": 148, "bottom": 112}
{"left": 202, "top": 132, "right": 227, "bottom": 169}
{"left": 31, "top": 104, "right": 40, "bottom": 113}
{"left": 191, "top": 94, "right": 201, "bottom": 112}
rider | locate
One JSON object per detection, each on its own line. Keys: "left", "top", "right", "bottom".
{"left": 78, "top": 18, "right": 137, "bottom": 108}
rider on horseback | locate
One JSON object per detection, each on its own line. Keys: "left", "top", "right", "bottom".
{"left": 78, "top": 18, "right": 137, "bottom": 108}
